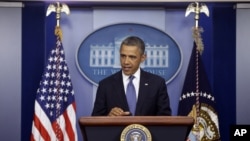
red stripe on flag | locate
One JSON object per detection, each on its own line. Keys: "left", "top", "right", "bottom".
{"left": 33, "top": 113, "right": 51, "bottom": 141}
{"left": 64, "top": 109, "right": 75, "bottom": 141}
{"left": 72, "top": 102, "right": 76, "bottom": 111}
{"left": 30, "top": 132, "right": 35, "bottom": 141}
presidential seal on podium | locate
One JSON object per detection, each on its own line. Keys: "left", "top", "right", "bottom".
{"left": 120, "top": 124, "right": 152, "bottom": 141}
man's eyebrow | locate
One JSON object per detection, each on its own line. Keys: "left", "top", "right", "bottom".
{"left": 120, "top": 54, "right": 136, "bottom": 57}
{"left": 128, "top": 55, "right": 136, "bottom": 58}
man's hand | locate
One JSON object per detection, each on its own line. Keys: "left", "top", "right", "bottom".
{"left": 108, "top": 107, "right": 131, "bottom": 116}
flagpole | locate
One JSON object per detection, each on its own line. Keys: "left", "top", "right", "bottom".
{"left": 185, "top": 2, "right": 209, "bottom": 141}
{"left": 46, "top": 2, "right": 71, "bottom": 141}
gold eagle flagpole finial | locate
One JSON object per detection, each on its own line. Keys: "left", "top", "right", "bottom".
{"left": 46, "top": 2, "right": 70, "bottom": 41}
{"left": 185, "top": 2, "right": 209, "bottom": 28}
{"left": 185, "top": 2, "right": 209, "bottom": 54}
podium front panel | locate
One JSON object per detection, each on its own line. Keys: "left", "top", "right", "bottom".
{"left": 84, "top": 125, "right": 190, "bottom": 141}
{"left": 79, "top": 116, "right": 194, "bottom": 141}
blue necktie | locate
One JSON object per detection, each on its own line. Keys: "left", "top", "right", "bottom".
{"left": 126, "top": 75, "right": 136, "bottom": 115}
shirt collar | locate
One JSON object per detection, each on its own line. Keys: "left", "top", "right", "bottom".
{"left": 122, "top": 68, "right": 141, "bottom": 80}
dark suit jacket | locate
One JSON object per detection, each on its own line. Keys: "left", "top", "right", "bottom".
{"left": 91, "top": 69, "right": 172, "bottom": 116}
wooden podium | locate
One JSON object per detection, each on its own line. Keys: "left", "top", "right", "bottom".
{"left": 79, "top": 116, "right": 194, "bottom": 141}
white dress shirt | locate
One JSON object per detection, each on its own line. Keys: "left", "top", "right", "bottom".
{"left": 122, "top": 69, "right": 140, "bottom": 100}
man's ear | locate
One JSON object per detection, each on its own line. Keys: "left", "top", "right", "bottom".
{"left": 140, "top": 54, "right": 146, "bottom": 63}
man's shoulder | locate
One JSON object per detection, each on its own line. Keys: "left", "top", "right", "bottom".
{"left": 141, "top": 69, "right": 165, "bottom": 81}
{"left": 99, "top": 70, "right": 122, "bottom": 83}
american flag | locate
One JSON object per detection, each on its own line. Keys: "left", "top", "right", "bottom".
{"left": 31, "top": 34, "right": 78, "bottom": 141}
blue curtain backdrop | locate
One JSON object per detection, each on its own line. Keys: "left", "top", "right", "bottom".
{"left": 21, "top": 2, "right": 236, "bottom": 141}
{"left": 21, "top": 2, "right": 46, "bottom": 141}
{"left": 213, "top": 4, "right": 236, "bottom": 141}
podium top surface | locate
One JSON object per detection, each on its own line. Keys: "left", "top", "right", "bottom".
{"left": 79, "top": 116, "right": 194, "bottom": 126}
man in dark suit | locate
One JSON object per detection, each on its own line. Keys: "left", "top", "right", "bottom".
{"left": 92, "top": 36, "right": 172, "bottom": 116}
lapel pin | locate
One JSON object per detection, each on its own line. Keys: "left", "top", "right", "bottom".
{"left": 145, "top": 83, "right": 148, "bottom": 86}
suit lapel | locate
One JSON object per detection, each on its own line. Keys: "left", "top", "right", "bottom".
{"left": 136, "top": 70, "right": 149, "bottom": 114}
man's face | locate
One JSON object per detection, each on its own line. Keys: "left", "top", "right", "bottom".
{"left": 120, "top": 45, "right": 146, "bottom": 76}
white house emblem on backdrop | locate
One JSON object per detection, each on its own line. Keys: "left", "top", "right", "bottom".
{"left": 89, "top": 38, "right": 169, "bottom": 68}
{"left": 76, "top": 23, "right": 182, "bottom": 86}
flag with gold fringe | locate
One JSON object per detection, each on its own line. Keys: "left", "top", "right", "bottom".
{"left": 178, "top": 27, "right": 220, "bottom": 141}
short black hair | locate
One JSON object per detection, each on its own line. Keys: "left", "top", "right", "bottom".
{"left": 120, "top": 36, "right": 145, "bottom": 55}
